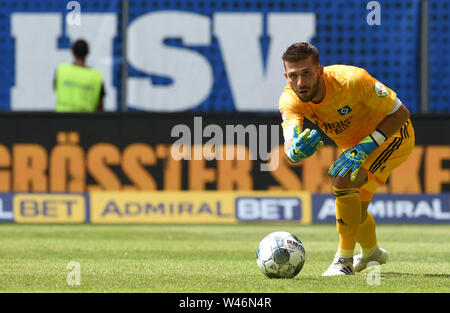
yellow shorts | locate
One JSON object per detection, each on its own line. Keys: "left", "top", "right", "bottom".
{"left": 359, "top": 119, "right": 415, "bottom": 202}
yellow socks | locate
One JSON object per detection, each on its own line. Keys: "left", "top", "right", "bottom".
{"left": 333, "top": 187, "right": 361, "bottom": 257}
{"left": 356, "top": 212, "right": 378, "bottom": 256}
{"left": 333, "top": 188, "right": 380, "bottom": 258}
{"left": 337, "top": 248, "right": 355, "bottom": 258}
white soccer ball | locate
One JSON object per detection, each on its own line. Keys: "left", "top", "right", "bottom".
{"left": 256, "top": 231, "right": 305, "bottom": 279}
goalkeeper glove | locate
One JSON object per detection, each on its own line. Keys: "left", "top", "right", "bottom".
{"left": 328, "top": 129, "right": 387, "bottom": 181}
{"left": 288, "top": 126, "right": 324, "bottom": 163}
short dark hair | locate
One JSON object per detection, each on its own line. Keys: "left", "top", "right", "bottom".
{"left": 282, "top": 42, "right": 320, "bottom": 64}
{"left": 72, "top": 39, "right": 89, "bottom": 60}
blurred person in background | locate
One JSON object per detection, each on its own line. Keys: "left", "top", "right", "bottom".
{"left": 279, "top": 42, "right": 414, "bottom": 276}
{"left": 54, "top": 39, "right": 105, "bottom": 112}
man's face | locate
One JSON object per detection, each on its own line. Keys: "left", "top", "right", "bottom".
{"left": 284, "top": 56, "right": 322, "bottom": 102}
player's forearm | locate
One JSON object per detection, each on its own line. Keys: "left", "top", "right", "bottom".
{"left": 375, "top": 104, "right": 410, "bottom": 139}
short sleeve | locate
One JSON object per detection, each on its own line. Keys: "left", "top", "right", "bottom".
{"left": 278, "top": 88, "right": 303, "bottom": 142}
{"left": 356, "top": 69, "right": 397, "bottom": 116}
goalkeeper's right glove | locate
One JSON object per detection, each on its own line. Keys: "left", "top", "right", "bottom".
{"left": 287, "top": 126, "right": 324, "bottom": 163}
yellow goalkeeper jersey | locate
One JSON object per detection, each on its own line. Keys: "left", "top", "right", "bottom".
{"left": 279, "top": 65, "right": 398, "bottom": 150}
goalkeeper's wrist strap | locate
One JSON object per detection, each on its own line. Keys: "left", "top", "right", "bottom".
{"left": 369, "top": 129, "right": 387, "bottom": 147}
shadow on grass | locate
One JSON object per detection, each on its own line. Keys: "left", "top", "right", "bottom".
{"left": 381, "top": 272, "right": 450, "bottom": 278}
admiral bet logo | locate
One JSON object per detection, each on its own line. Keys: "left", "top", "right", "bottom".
{"left": 236, "top": 197, "right": 302, "bottom": 222}
{"left": 313, "top": 194, "right": 450, "bottom": 224}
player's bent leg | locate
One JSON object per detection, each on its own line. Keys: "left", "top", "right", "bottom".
{"left": 334, "top": 186, "right": 361, "bottom": 256}
{"left": 322, "top": 186, "right": 359, "bottom": 276}
{"left": 322, "top": 170, "right": 367, "bottom": 277}
{"left": 354, "top": 188, "right": 388, "bottom": 272}
{"left": 352, "top": 123, "right": 414, "bottom": 274}
{"left": 333, "top": 167, "right": 368, "bottom": 190}
{"left": 333, "top": 170, "right": 368, "bottom": 256}
{"left": 356, "top": 201, "right": 378, "bottom": 255}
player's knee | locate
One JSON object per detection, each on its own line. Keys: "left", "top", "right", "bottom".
{"left": 332, "top": 170, "right": 368, "bottom": 189}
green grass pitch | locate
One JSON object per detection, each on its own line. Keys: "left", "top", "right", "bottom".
{"left": 0, "top": 223, "right": 449, "bottom": 293}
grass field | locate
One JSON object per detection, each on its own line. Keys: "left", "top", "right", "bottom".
{"left": 0, "top": 223, "right": 449, "bottom": 293}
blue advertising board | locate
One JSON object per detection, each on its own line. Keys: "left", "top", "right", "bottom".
{"left": 313, "top": 193, "right": 450, "bottom": 224}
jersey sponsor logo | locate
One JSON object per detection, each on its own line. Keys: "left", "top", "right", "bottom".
{"left": 320, "top": 116, "right": 354, "bottom": 135}
{"left": 374, "top": 82, "right": 388, "bottom": 97}
{"left": 337, "top": 105, "right": 352, "bottom": 116}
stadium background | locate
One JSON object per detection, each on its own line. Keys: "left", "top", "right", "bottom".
{"left": 0, "top": 0, "right": 449, "bottom": 224}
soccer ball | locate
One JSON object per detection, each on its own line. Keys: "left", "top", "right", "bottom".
{"left": 256, "top": 231, "right": 305, "bottom": 279}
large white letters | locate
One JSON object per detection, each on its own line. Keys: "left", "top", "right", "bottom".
{"left": 126, "top": 11, "right": 316, "bottom": 111}
{"left": 127, "top": 11, "right": 212, "bottom": 111}
{"left": 214, "top": 13, "right": 316, "bottom": 112}
{"left": 10, "top": 11, "right": 317, "bottom": 112}
{"left": 12, "top": 14, "right": 67, "bottom": 111}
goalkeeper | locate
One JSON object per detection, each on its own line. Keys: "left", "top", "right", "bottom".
{"left": 279, "top": 43, "right": 414, "bottom": 276}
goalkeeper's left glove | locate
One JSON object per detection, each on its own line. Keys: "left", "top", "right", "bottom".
{"left": 328, "top": 129, "right": 387, "bottom": 181}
